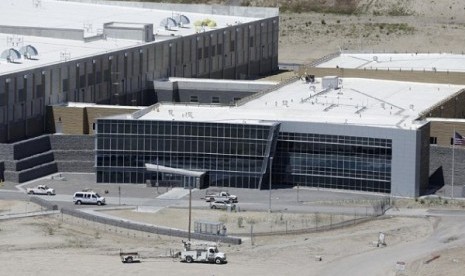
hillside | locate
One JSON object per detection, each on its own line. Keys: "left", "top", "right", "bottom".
{"left": 277, "top": 0, "right": 465, "bottom": 63}
{"left": 120, "top": 0, "right": 465, "bottom": 64}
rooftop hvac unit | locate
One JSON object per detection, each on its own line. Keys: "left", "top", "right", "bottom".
{"left": 20, "top": 45, "right": 39, "bottom": 59}
{"left": 160, "top": 17, "right": 177, "bottom": 30}
{"left": 322, "top": 76, "right": 339, "bottom": 90}
{"left": 174, "top": 14, "right": 190, "bottom": 27}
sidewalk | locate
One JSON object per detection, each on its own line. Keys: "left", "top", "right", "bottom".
{"left": 0, "top": 210, "right": 60, "bottom": 220}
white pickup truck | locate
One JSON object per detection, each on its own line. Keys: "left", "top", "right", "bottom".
{"left": 180, "top": 241, "right": 227, "bottom": 264}
{"left": 205, "top": 190, "right": 238, "bottom": 203}
{"left": 26, "top": 185, "right": 55, "bottom": 195}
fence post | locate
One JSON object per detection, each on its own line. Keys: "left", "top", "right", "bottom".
{"left": 250, "top": 225, "right": 254, "bottom": 246}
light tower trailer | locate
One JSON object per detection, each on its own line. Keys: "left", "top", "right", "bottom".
{"left": 120, "top": 251, "right": 140, "bottom": 263}
{"left": 180, "top": 241, "right": 227, "bottom": 264}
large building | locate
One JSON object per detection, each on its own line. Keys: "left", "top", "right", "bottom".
{"left": 0, "top": 0, "right": 279, "bottom": 143}
{"left": 0, "top": 0, "right": 279, "bottom": 183}
{"left": 95, "top": 75, "right": 465, "bottom": 197}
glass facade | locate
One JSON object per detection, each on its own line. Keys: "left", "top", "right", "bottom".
{"left": 96, "top": 117, "right": 392, "bottom": 194}
{"left": 273, "top": 132, "right": 392, "bottom": 193}
{"left": 95, "top": 119, "right": 277, "bottom": 189}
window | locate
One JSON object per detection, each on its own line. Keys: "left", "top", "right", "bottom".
{"left": 249, "top": 37, "right": 254, "bottom": 47}
{"left": 62, "top": 79, "right": 69, "bottom": 92}
{"left": 212, "top": 96, "right": 220, "bottom": 103}
{"left": 204, "top": 46, "right": 209, "bottom": 58}
{"left": 230, "top": 41, "right": 235, "bottom": 52}
{"left": 430, "top": 137, "right": 437, "bottom": 144}
{"left": 211, "top": 45, "right": 216, "bottom": 56}
{"left": 197, "top": 48, "right": 203, "bottom": 60}
{"left": 217, "top": 44, "right": 223, "bottom": 55}
{"left": 190, "top": 96, "right": 198, "bottom": 102}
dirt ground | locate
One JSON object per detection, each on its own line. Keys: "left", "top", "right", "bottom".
{"left": 277, "top": 0, "right": 465, "bottom": 64}
{"left": 1, "top": 200, "right": 465, "bottom": 275}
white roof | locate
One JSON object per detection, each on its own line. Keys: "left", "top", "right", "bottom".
{"left": 317, "top": 53, "right": 465, "bottom": 73}
{"left": 137, "top": 77, "right": 465, "bottom": 130}
{"left": 0, "top": 0, "right": 259, "bottom": 74}
{"left": 146, "top": 163, "right": 205, "bottom": 177}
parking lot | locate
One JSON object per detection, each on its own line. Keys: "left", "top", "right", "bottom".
{"left": 2, "top": 172, "right": 389, "bottom": 216}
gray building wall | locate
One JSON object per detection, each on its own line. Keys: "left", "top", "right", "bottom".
{"left": 279, "top": 121, "right": 426, "bottom": 197}
{"left": 153, "top": 78, "right": 276, "bottom": 104}
{"left": 0, "top": 15, "right": 279, "bottom": 143}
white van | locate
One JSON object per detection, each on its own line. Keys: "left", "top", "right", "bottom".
{"left": 73, "top": 191, "right": 106, "bottom": 205}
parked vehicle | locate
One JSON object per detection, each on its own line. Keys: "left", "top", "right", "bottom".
{"left": 180, "top": 241, "right": 226, "bottom": 264}
{"left": 120, "top": 251, "right": 140, "bottom": 263}
{"left": 26, "top": 185, "right": 55, "bottom": 195}
{"left": 205, "top": 190, "right": 238, "bottom": 203}
{"left": 73, "top": 190, "right": 106, "bottom": 205}
{"left": 210, "top": 200, "right": 236, "bottom": 211}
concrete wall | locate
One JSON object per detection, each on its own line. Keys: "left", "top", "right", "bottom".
{"left": 303, "top": 67, "right": 465, "bottom": 85}
{"left": 0, "top": 135, "right": 96, "bottom": 183}
{"left": 430, "top": 145, "right": 465, "bottom": 189}
{"left": 4, "top": 162, "right": 57, "bottom": 183}
{"left": 50, "top": 135, "right": 95, "bottom": 173}
{"left": 46, "top": 106, "right": 141, "bottom": 135}
{"left": 420, "top": 89, "right": 465, "bottom": 119}
{"left": 0, "top": 25, "right": 83, "bottom": 40}
{"left": 153, "top": 78, "right": 275, "bottom": 104}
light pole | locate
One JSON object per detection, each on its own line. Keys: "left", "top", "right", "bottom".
{"left": 269, "top": 156, "right": 273, "bottom": 213}
{"left": 188, "top": 177, "right": 192, "bottom": 241}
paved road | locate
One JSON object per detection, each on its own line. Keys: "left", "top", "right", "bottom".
{"left": 1, "top": 172, "right": 390, "bottom": 216}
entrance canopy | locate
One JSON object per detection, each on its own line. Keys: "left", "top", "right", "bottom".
{"left": 145, "top": 163, "right": 205, "bottom": 177}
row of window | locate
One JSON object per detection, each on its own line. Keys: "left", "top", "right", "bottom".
{"left": 189, "top": 96, "right": 241, "bottom": 103}
{"left": 97, "top": 137, "right": 269, "bottom": 156}
{"left": 97, "top": 120, "right": 271, "bottom": 139}
{"left": 96, "top": 169, "right": 262, "bottom": 189}
{"left": 278, "top": 141, "right": 392, "bottom": 157}
{"left": 97, "top": 153, "right": 265, "bottom": 173}
{"left": 279, "top": 132, "right": 392, "bottom": 147}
